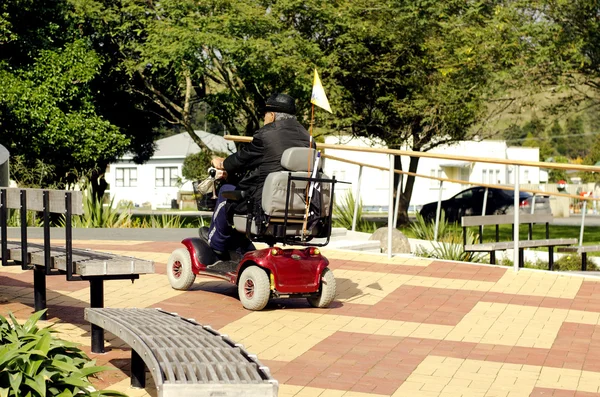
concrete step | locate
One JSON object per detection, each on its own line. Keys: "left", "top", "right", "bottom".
{"left": 326, "top": 239, "right": 382, "bottom": 253}
{"left": 331, "top": 227, "right": 348, "bottom": 238}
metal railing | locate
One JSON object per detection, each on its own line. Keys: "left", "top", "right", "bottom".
{"left": 225, "top": 135, "right": 600, "bottom": 270}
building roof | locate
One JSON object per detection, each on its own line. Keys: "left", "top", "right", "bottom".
{"left": 121, "top": 131, "right": 237, "bottom": 160}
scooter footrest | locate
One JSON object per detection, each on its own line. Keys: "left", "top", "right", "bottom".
{"left": 206, "top": 260, "right": 238, "bottom": 274}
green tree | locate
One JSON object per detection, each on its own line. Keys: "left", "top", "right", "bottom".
{"left": 71, "top": 0, "right": 317, "bottom": 149}
{"left": 0, "top": 0, "right": 162, "bottom": 187}
{"left": 564, "top": 116, "right": 587, "bottom": 159}
{"left": 548, "top": 155, "right": 569, "bottom": 183}
{"left": 270, "top": 0, "right": 539, "bottom": 224}
{"left": 25, "top": 0, "right": 552, "bottom": 223}
{"left": 504, "top": 124, "right": 526, "bottom": 144}
{"left": 182, "top": 150, "right": 227, "bottom": 181}
{"left": 546, "top": 120, "right": 564, "bottom": 157}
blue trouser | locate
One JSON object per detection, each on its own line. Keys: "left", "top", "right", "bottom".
{"left": 207, "top": 184, "right": 236, "bottom": 252}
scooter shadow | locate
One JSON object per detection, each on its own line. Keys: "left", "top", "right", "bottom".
{"left": 186, "top": 278, "right": 362, "bottom": 311}
{"left": 266, "top": 277, "right": 363, "bottom": 311}
{"left": 189, "top": 280, "right": 238, "bottom": 297}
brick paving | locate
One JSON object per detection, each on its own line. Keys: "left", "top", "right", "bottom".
{"left": 2, "top": 239, "right": 600, "bottom": 396}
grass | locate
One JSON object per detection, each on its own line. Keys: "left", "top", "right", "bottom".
{"left": 400, "top": 222, "right": 600, "bottom": 253}
{"left": 463, "top": 224, "right": 598, "bottom": 243}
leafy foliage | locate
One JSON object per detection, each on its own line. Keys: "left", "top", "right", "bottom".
{"left": 7, "top": 209, "right": 43, "bottom": 228}
{"left": 411, "top": 211, "right": 484, "bottom": 262}
{"left": 410, "top": 212, "right": 451, "bottom": 241}
{"left": 555, "top": 254, "right": 597, "bottom": 271}
{"left": 65, "top": 186, "right": 133, "bottom": 228}
{"left": 0, "top": 0, "right": 161, "bottom": 188}
{"left": 498, "top": 253, "right": 597, "bottom": 271}
{"left": 333, "top": 191, "right": 377, "bottom": 233}
{"left": 0, "top": 310, "right": 125, "bottom": 397}
{"left": 182, "top": 150, "right": 227, "bottom": 181}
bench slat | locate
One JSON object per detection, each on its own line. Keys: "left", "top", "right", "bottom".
{"left": 462, "top": 213, "right": 553, "bottom": 227}
{"left": 465, "top": 238, "right": 578, "bottom": 252}
{"left": 4, "top": 188, "right": 83, "bottom": 214}
{"left": 2, "top": 241, "right": 153, "bottom": 276}
{"left": 558, "top": 245, "right": 600, "bottom": 254}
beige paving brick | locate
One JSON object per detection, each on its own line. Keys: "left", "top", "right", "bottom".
{"left": 320, "top": 251, "right": 432, "bottom": 267}
{"left": 394, "top": 356, "right": 539, "bottom": 397}
{"left": 220, "top": 311, "right": 454, "bottom": 362}
{"left": 489, "top": 269, "right": 583, "bottom": 299}
{"left": 446, "top": 302, "right": 567, "bottom": 348}
{"left": 102, "top": 374, "right": 157, "bottom": 397}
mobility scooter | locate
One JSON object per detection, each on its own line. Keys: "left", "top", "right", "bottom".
{"left": 166, "top": 148, "right": 338, "bottom": 311}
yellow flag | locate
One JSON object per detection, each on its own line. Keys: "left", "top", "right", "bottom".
{"left": 311, "top": 69, "right": 332, "bottom": 113}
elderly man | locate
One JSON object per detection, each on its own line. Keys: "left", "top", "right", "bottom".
{"left": 202, "top": 93, "right": 312, "bottom": 257}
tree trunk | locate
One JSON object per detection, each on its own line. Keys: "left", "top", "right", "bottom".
{"left": 394, "top": 155, "right": 420, "bottom": 226}
{"left": 182, "top": 69, "right": 211, "bottom": 152}
{"left": 90, "top": 169, "right": 108, "bottom": 203}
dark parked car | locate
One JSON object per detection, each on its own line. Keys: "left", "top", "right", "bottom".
{"left": 419, "top": 187, "right": 551, "bottom": 223}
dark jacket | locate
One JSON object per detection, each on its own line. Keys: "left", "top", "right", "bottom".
{"left": 222, "top": 118, "right": 312, "bottom": 211}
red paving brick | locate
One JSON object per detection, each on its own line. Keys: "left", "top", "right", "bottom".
{"left": 5, "top": 239, "right": 600, "bottom": 396}
{"left": 332, "top": 285, "right": 484, "bottom": 325}
{"left": 329, "top": 258, "right": 506, "bottom": 282}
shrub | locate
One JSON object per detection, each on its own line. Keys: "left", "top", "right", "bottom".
{"left": 410, "top": 211, "right": 451, "bottom": 241}
{"left": 182, "top": 150, "right": 228, "bottom": 181}
{"left": 496, "top": 254, "right": 594, "bottom": 271}
{"left": 555, "top": 254, "right": 596, "bottom": 271}
{"left": 63, "top": 186, "right": 133, "bottom": 228}
{"left": 414, "top": 228, "right": 485, "bottom": 262}
{"left": 333, "top": 191, "right": 377, "bottom": 233}
{"left": 411, "top": 211, "right": 484, "bottom": 262}
{"left": 7, "top": 209, "right": 43, "bottom": 227}
{"left": 0, "top": 310, "right": 125, "bottom": 397}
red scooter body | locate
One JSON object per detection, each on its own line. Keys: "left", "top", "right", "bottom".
{"left": 181, "top": 237, "right": 329, "bottom": 294}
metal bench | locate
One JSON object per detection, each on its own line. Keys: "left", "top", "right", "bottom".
{"left": 0, "top": 187, "right": 154, "bottom": 351}
{"left": 462, "top": 213, "right": 577, "bottom": 270}
{"left": 84, "top": 308, "right": 278, "bottom": 397}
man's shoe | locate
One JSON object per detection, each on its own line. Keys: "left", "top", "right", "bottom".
{"left": 199, "top": 226, "right": 210, "bottom": 241}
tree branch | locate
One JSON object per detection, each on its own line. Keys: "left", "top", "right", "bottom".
{"left": 137, "top": 70, "right": 184, "bottom": 115}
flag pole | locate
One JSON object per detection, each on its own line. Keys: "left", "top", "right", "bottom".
{"left": 308, "top": 103, "right": 315, "bottom": 171}
{"left": 302, "top": 103, "right": 316, "bottom": 239}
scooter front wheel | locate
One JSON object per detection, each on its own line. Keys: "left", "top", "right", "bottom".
{"left": 167, "top": 248, "right": 196, "bottom": 290}
{"left": 307, "top": 267, "right": 336, "bottom": 308}
{"left": 238, "top": 266, "right": 270, "bottom": 311}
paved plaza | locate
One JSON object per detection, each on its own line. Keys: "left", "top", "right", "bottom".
{"left": 3, "top": 237, "right": 600, "bottom": 396}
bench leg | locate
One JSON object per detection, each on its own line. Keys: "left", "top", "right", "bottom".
{"left": 582, "top": 252, "right": 587, "bottom": 271}
{"left": 548, "top": 247, "right": 554, "bottom": 271}
{"left": 33, "top": 266, "right": 47, "bottom": 320}
{"left": 131, "top": 349, "right": 146, "bottom": 388}
{"left": 90, "top": 279, "right": 105, "bottom": 354}
{"left": 490, "top": 251, "right": 496, "bottom": 265}
{"left": 518, "top": 249, "right": 524, "bottom": 268}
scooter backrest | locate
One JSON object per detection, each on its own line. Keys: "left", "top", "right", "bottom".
{"left": 263, "top": 147, "right": 331, "bottom": 218}
{"left": 280, "top": 148, "right": 317, "bottom": 171}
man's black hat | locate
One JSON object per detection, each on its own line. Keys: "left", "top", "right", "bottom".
{"left": 265, "top": 93, "right": 296, "bottom": 115}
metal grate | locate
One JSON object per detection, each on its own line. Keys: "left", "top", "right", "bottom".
{"left": 85, "top": 307, "right": 277, "bottom": 392}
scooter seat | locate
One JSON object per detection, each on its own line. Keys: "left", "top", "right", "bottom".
{"left": 233, "top": 214, "right": 320, "bottom": 237}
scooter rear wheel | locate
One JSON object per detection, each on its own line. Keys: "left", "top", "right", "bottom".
{"left": 238, "top": 266, "right": 270, "bottom": 311}
{"left": 307, "top": 268, "right": 336, "bottom": 308}
{"left": 167, "top": 248, "right": 196, "bottom": 290}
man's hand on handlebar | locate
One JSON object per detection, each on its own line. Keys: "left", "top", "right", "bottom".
{"left": 208, "top": 167, "right": 227, "bottom": 180}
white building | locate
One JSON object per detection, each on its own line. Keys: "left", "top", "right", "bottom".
{"left": 106, "top": 131, "right": 236, "bottom": 209}
{"left": 322, "top": 136, "right": 547, "bottom": 211}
